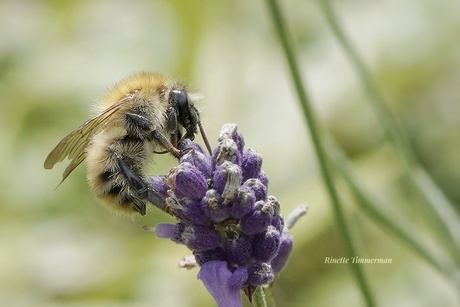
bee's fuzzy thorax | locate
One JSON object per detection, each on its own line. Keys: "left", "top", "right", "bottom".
{"left": 99, "top": 72, "right": 173, "bottom": 109}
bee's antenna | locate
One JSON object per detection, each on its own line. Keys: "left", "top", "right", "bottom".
{"left": 192, "top": 105, "right": 212, "bottom": 155}
{"left": 198, "top": 120, "right": 212, "bottom": 155}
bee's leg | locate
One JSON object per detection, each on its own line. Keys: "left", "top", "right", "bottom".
{"left": 117, "top": 158, "right": 167, "bottom": 212}
{"left": 164, "top": 107, "right": 184, "bottom": 148}
{"left": 132, "top": 199, "right": 147, "bottom": 216}
{"left": 150, "top": 129, "right": 186, "bottom": 158}
{"left": 153, "top": 130, "right": 181, "bottom": 155}
{"left": 124, "top": 112, "right": 155, "bottom": 139}
{"left": 164, "top": 107, "right": 178, "bottom": 134}
{"left": 125, "top": 112, "right": 185, "bottom": 158}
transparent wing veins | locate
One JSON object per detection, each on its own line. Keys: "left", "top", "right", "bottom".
{"left": 44, "top": 99, "right": 127, "bottom": 183}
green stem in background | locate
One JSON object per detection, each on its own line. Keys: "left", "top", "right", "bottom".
{"left": 327, "top": 140, "right": 456, "bottom": 278}
{"left": 318, "top": 0, "right": 460, "bottom": 266}
{"left": 265, "top": 0, "right": 375, "bottom": 306}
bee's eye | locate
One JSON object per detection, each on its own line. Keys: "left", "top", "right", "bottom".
{"left": 171, "top": 89, "right": 196, "bottom": 136}
{"left": 171, "top": 90, "right": 188, "bottom": 110}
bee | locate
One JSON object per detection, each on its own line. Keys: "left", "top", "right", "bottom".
{"left": 44, "top": 72, "right": 211, "bottom": 216}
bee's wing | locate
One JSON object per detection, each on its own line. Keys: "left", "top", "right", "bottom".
{"left": 44, "top": 98, "right": 127, "bottom": 183}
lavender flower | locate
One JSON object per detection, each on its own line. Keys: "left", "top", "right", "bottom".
{"left": 150, "top": 124, "right": 306, "bottom": 306}
{"left": 197, "top": 261, "right": 247, "bottom": 307}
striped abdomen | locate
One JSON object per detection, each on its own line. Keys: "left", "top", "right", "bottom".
{"left": 86, "top": 130, "right": 155, "bottom": 216}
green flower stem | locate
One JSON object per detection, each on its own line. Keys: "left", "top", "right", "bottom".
{"left": 252, "top": 286, "right": 269, "bottom": 307}
{"left": 327, "top": 140, "right": 456, "bottom": 278}
{"left": 317, "top": 0, "right": 460, "bottom": 266}
{"left": 265, "top": 0, "right": 376, "bottom": 306}
{"left": 263, "top": 285, "right": 276, "bottom": 307}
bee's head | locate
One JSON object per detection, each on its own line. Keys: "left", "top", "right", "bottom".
{"left": 170, "top": 89, "right": 198, "bottom": 140}
{"left": 169, "top": 88, "right": 212, "bottom": 155}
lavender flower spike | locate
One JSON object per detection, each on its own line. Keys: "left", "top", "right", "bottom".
{"left": 149, "top": 124, "right": 308, "bottom": 304}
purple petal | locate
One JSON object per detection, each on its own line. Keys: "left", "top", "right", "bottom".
{"left": 197, "top": 261, "right": 247, "bottom": 307}
{"left": 228, "top": 267, "right": 249, "bottom": 288}
{"left": 155, "top": 223, "right": 175, "bottom": 239}
{"left": 270, "top": 229, "right": 293, "bottom": 273}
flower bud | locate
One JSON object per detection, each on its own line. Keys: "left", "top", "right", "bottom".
{"left": 178, "top": 197, "right": 212, "bottom": 225}
{"left": 257, "top": 171, "right": 269, "bottom": 188}
{"left": 271, "top": 215, "right": 285, "bottom": 234}
{"left": 178, "top": 138, "right": 206, "bottom": 154}
{"left": 168, "top": 162, "right": 208, "bottom": 200}
{"left": 247, "top": 262, "right": 274, "bottom": 286}
{"left": 213, "top": 161, "right": 242, "bottom": 204}
{"left": 202, "top": 189, "right": 230, "bottom": 222}
{"left": 194, "top": 247, "right": 227, "bottom": 266}
{"left": 180, "top": 149, "right": 212, "bottom": 178}
{"left": 165, "top": 193, "right": 182, "bottom": 211}
{"left": 241, "top": 149, "right": 263, "bottom": 182}
{"left": 223, "top": 230, "right": 253, "bottom": 266}
{"left": 228, "top": 186, "right": 256, "bottom": 219}
{"left": 174, "top": 223, "right": 222, "bottom": 252}
{"left": 243, "top": 178, "right": 267, "bottom": 202}
{"left": 240, "top": 200, "right": 273, "bottom": 235}
{"left": 252, "top": 226, "right": 281, "bottom": 262}
{"left": 217, "top": 123, "right": 245, "bottom": 153}
{"left": 264, "top": 196, "right": 281, "bottom": 217}
{"left": 213, "top": 138, "right": 241, "bottom": 166}
{"left": 151, "top": 175, "right": 169, "bottom": 199}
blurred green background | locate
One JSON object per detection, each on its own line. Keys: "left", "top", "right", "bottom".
{"left": 0, "top": 0, "right": 459, "bottom": 306}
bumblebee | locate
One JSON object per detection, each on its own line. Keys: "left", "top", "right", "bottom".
{"left": 44, "top": 72, "right": 211, "bottom": 216}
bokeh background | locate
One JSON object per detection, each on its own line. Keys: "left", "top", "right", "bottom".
{"left": 1, "top": 0, "right": 459, "bottom": 306}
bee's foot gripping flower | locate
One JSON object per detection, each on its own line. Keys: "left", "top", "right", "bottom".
{"left": 150, "top": 124, "right": 307, "bottom": 306}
